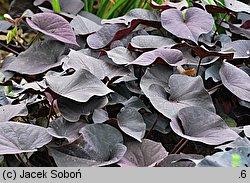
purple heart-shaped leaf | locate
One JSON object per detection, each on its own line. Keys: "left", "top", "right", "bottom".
{"left": 70, "top": 15, "right": 102, "bottom": 35}
{"left": 141, "top": 70, "right": 215, "bottom": 119}
{"left": 130, "top": 48, "right": 186, "bottom": 66}
{"left": 117, "top": 107, "right": 146, "bottom": 142}
{"left": 4, "top": 40, "right": 65, "bottom": 75}
{"left": 220, "top": 61, "right": 250, "bottom": 102}
{"left": 129, "top": 35, "right": 176, "bottom": 52}
{"left": 62, "top": 49, "right": 130, "bottom": 80}
{"left": 170, "top": 106, "right": 239, "bottom": 145}
{"left": 57, "top": 96, "right": 108, "bottom": 122}
{"left": 45, "top": 69, "right": 113, "bottom": 103}
{"left": 161, "top": 7, "right": 214, "bottom": 43}
{"left": 0, "top": 122, "right": 52, "bottom": 154}
{"left": 118, "top": 139, "right": 168, "bottom": 167}
{"left": 47, "top": 117, "right": 86, "bottom": 143}
{"left": 0, "top": 103, "right": 28, "bottom": 122}
{"left": 106, "top": 47, "right": 135, "bottom": 65}
{"left": 87, "top": 9, "right": 161, "bottom": 49}
{"left": 26, "top": 12, "right": 78, "bottom": 46}
{"left": 49, "top": 124, "right": 126, "bottom": 167}
{"left": 222, "top": 40, "right": 250, "bottom": 59}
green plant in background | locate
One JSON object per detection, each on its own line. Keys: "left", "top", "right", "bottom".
{"left": 83, "top": 0, "right": 165, "bottom": 19}
{"left": 51, "top": 0, "right": 61, "bottom": 13}
{"left": 3, "top": 13, "right": 26, "bottom": 44}
{"left": 232, "top": 154, "right": 241, "bottom": 167}
{"left": 3, "top": 14, "right": 19, "bottom": 44}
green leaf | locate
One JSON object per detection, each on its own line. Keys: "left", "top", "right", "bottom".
{"left": 88, "top": 0, "right": 94, "bottom": 13}
{"left": 51, "top": 0, "right": 61, "bottom": 13}
{"left": 7, "top": 31, "right": 14, "bottom": 44}
{"left": 83, "top": 0, "right": 89, "bottom": 12}
{"left": 232, "top": 154, "right": 241, "bottom": 167}
{"left": 103, "top": 0, "right": 127, "bottom": 19}
{"left": 202, "top": 0, "right": 217, "bottom": 5}
{"left": 12, "top": 26, "right": 18, "bottom": 36}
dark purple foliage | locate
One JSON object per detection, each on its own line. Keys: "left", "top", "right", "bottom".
{"left": 49, "top": 124, "right": 127, "bottom": 167}
{"left": 161, "top": 7, "right": 214, "bottom": 43}
{"left": 87, "top": 9, "right": 161, "bottom": 49}
{"left": 197, "top": 147, "right": 250, "bottom": 167}
{"left": 0, "top": 1, "right": 249, "bottom": 167}
{"left": 0, "top": 122, "right": 52, "bottom": 154}
{"left": 47, "top": 117, "right": 86, "bottom": 143}
{"left": 70, "top": 15, "right": 102, "bottom": 35}
{"left": 117, "top": 107, "right": 146, "bottom": 142}
{"left": 170, "top": 106, "right": 239, "bottom": 145}
{"left": 3, "top": 40, "right": 65, "bottom": 75}
{"left": 57, "top": 96, "right": 109, "bottom": 122}
{"left": 44, "top": 69, "right": 113, "bottom": 102}
{"left": 26, "top": 13, "right": 78, "bottom": 46}
{"left": 130, "top": 48, "right": 186, "bottom": 66}
{"left": 129, "top": 35, "right": 176, "bottom": 51}
{"left": 117, "top": 139, "right": 168, "bottom": 167}
{"left": 33, "top": 0, "right": 84, "bottom": 15}
{"left": 0, "top": 103, "right": 28, "bottom": 122}
{"left": 220, "top": 61, "right": 250, "bottom": 102}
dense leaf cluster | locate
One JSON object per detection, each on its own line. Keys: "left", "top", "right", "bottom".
{"left": 0, "top": 0, "right": 249, "bottom": 167}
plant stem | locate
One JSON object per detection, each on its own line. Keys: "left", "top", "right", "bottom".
{"left": 175, "top": 139, "right": 189, "bottom": 154}
{"left": 103, "top": 0, "right": 127, "bottom": 19}
{"left": 196, "top": 58, "right": 202, "bottom": 77}
{"left": 18, "top": 35, "right": 28, "bottom": 44}
{"left": 207, "top": 83, "right": 223, "bottom": 93}
{"left": 44, "top": 147, "right": 54, "bottom": 167}
{"left": 14, "top": 37, "right": 26, "bottom": 51}
{"left": 89, "top": 0, "right": 94, "bottom": 13}
{"left": 170, "top": 138, "right": 189, "bottom": 154}
{"left": 0, "top": 41, "right": 19, "bottom": 55}
{"left": 83, "top": 0, "right": 89, "bottom": 12}
{"left": 145, "top": 117, "right": 158, "bottom": 139}
{"left": 23, "top": 153, "right": 32, "bottom": 166}
{"left": 170, "top": 137, "right": 186, "bottom": 154}
{"left": 212, "top": 13, "right": 228, "bottom": 41}
{"left": 47, "top": 99, "right": 55, "bottom": 121}
{"left": 28, "top": 32, "right": 43, "bottom": 47}
{"left": 16, "top": 154, "right": 28, "bottom": 167}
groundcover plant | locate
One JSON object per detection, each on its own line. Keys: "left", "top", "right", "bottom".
{"left": 0, "top": 0, "right": 249, "bottom": 167}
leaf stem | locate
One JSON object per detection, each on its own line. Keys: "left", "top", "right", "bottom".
{"left": 212, "top": 12, "right": 228, "bottom": 41}
{"left": 170, "top": 137, "right": 186, "bottom": 154}
{"left": 44, "top": 147, "right": 54, "bottom": 167}
{"left": 18, "top": 35, "right": 28, "bottom": 44}
{"left": 145, "top": 117, "right": 158, "bottom": 138}
{"left": 47, "top": 99, "right": 55, "bottom": 122}
{"left": 175, "top": 139, "right": 189, "bottom": 154}
{"left": 196, "top": 58, "right": 202, "bottom": 76}
{"left": 15, "top": 154, "right": 28, "bottom": 167}
{"left": 13, "top": 37, "right": 26, "bottom": 51}
{"left": 28, "top": 32, "right": 43, "bottom": 47}
{"left": 23, "top": 153, "right": 32, "bottom": 166}
{"left": 170, "top": 138, "right": 189, "bottom": 154}
{"left": 207, "top": 83, "right": 223, "bottom": 93}
{"left": 0, "top": 41, "right": 19, "bottom": 55}
{"left": 83, "top": 0, "right": 89, "bottom": 12}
